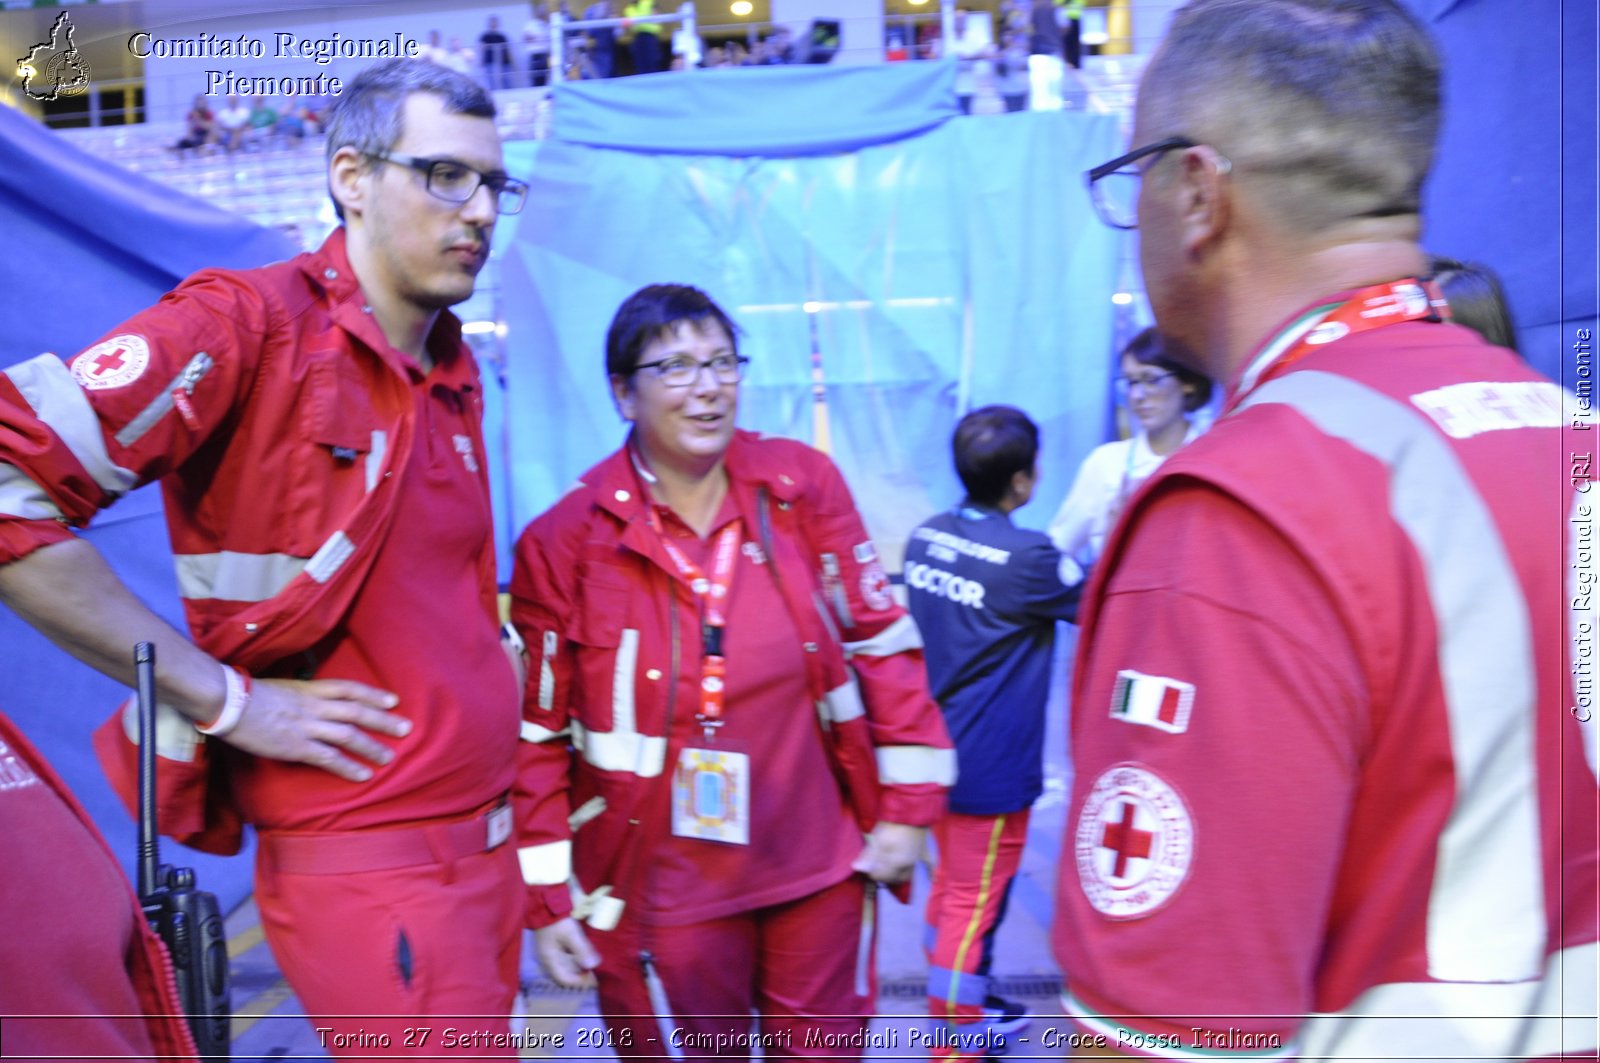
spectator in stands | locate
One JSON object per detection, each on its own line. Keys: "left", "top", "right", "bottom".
{"left": 215, "top": 93, "right": 251, "bottom": 152}
{"left": 419, "top": 29, "right": 452, "bottom": 67}
{"left": 247, "top": 95, "right": 278, "bottom": 149}
{"left": 480, "top": 15, "right": 515, "bottom": 89}
{"left": 584, "top": 0, "right": 619, "bottom": 78}
{"left": 951, "top": 8, "right": 996, "bottom": 114}
{"left": 445, "top": 36, "right": 477, "bottom": 77}
{"left": 762, "top": 25, "right": 798, "bottom": 63}
{"left": 1027, "top": 0, "right": 1064, "bottom": 110}
{"left": 997, "top": 30, "right": 1031, "bottom": 113}
{"left": 524, "top": 6, "right": 552, "bottom": 87}
{"left": 624, "top": 0, "right": 664, "bottom": 74}
{"left": 1430, "top": 255, "right": 1521, "bottom": 355}
{"left": 171, "top": 93, "right": 215, "bottom": 155}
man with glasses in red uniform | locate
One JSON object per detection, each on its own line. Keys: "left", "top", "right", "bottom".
{"left": 1055, "top": 0, "right": 1598, "bottom": 1058}
{"left": 0, "top": 59, "right": 533, "bottom": 1056}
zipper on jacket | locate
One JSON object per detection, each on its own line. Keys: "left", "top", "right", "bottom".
{"left": 539, "top": 630, "right": 558, "bottom": 711}
{"left": 639, "top": 952, "right": 684, "bottom": 1059}
{"left": 114, "top": 351, "right": 215, "bottom": 448}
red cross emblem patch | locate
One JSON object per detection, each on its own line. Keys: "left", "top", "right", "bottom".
{"left": 1075, "top": 763, "right": 1194, "bottom": 919}
{"left": 71, "top": 334, "right": 150, "bottom": 391}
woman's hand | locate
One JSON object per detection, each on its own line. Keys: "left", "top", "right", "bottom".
{"left": 851, "top": 821, "right": 928, "bottom": 885}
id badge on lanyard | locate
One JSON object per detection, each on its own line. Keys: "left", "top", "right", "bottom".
{"left": 672, "top": 746, "right": 750, "bottom": 845}
{"left": 646, "top": 507, "right": 753, "bottom": 846}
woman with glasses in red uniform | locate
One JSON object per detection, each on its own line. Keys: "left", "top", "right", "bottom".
{"left": 508, "top": 283, "right": 953, "bottom": 1060}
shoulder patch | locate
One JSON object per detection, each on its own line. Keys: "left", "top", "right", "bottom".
{"left": 1075, "top": 763, "right": 1194, "bottom": 919}
{"left": 71, "top": 334, "right": 150, "bottom": 391}
{"left": 859, "top": 559, "right": 893, "bottom": 612}
{"left": 1109, "top": 669, "right": 1193, "bottom": 735}
{"left": 853, "top": 541, "right": 877, "bottom": 564}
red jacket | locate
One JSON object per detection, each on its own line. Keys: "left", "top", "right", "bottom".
{"left": 510, "top": 430, "right": 954, "bottom": 929}
{"left": 0, "top": 711, "right": 199, "bottom": 1061}
{"left": 0, "top": 230, "right": 497, "bottom": 851}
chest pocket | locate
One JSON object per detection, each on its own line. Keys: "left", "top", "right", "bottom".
{"left": 567, "top": 566, "right": 636, "bottom": 733}
{"left": 286, "top": 353, "right": 385, "bottom": 556}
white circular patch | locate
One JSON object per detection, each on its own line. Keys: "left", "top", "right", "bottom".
{"left": 859, "top": 560, "right": 893, "bottom": 612}
{"left": 1075, "top": 763, "right": 1194, "bottom": 919}
{"left": 71, "top": 334, "right": 150, "bottom": 391}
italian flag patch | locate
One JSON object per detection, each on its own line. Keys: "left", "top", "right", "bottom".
{"left": 1109, "top": 670, "right": 1194, "bottom": 734}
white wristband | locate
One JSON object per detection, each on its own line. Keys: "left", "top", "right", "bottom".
{"left": 197, "top": 664, "right": 252, "bottom": 738}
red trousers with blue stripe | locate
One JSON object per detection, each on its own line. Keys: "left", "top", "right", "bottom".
{"left": 923, "top": 810, "right": 1031, "bottom": 1061}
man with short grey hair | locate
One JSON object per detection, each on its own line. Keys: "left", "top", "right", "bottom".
{"left": 1056, "top": 1, "right": 1597, "bottom": 1058}
{"left": 0, "top": 58, "right": 532, "bottom": 1054}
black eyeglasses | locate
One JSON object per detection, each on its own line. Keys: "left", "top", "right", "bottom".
{"left": 368, "top": 151, "right": 530, "bottom": 215}
{"left": 631, "top": 353, "right": 750, "bottom": 388}
{"left": 1114, "top": 370, "right": 1177, "bottom": 398}
{"left": 1085, "top": 136, "right": 1200, "bottom": 230}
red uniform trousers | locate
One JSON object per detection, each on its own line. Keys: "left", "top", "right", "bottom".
{"left": 923, "top": 810, "right": 1031, "bottom": 1061}
{"left": 589, "top": 874, "right": 877, "bottom": 1061}
{"left": 253, "top": 804, "right": 522, "bottom": 1059}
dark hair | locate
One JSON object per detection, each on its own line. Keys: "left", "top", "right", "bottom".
{"left": 605, "top": 284, "right": 743, "bottom": 378}
{"left": 1142, "top": 0, "right": 1440, "bottom": 233}
{"left": 953, "top": 405, "right": 1039, "bottom": 507}
{"left": 1123, "top": 327, "right": 1213, "bottom": 411}
{"left": 325, "top": 59, "right": 496, "bottom": 221}
{"left": 1430, "top": 256, "right": 1520, "bottom": 356}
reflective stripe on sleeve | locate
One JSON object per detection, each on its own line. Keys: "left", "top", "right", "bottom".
{"left": 517, "top": 840, "right": 572, "bottom": 886}
{"left": 4, "top": 354, "right": 137, "bottom": 500}
{"left": 304, "top": 530, "right": 355, "bottom": 584}
{"left": 1296, "top": 940, "right": 1599, "bottom": 1059}
{"left": 568, "top": 796, "right": 606, "bottom": 831}
{"left": 174, "top": 550, "right": 307, "bottom": 602}
{"left": 570, "top": 720, "right": 667, "bottom": 777}
{"left": 818, "top": 677, "right": 866, "bottom": 724}
{"left": 876, "top": 745, "right": 957, "bottom": 786}
{"left": 364, "top": 430, "right": 387, "bottom": 494}
{"left": 844, "top": 613, "right": 923, "bottom": 657}
{"left": 519, "top": 720, "right": 569, "bottom": 743}
{"left": 570, "top": 881, "right": 625, "bottom": 931}
{"left": 0, "top": 464, "right": 64, "bottom": 520}
{"left": 1240, "top": 370, "right": 1544, "bottom": 982}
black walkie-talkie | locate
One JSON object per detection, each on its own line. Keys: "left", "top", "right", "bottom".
{"left": 134, "top": 641, "right": 232, "bottom": 1059}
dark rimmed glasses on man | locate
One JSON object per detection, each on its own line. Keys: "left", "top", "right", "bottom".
{"left": 631, "top": 353, "right": 751, "bottom": 388}
{"left": 1085, "top": 135, "right": 1200, "bottom": 230}
{"left": 367, "top": 151, "right": 530, "bottom": 215}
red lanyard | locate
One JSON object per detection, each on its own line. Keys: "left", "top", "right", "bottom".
{"left": 645, "top": 506, "right": 743, "bottom": 728}
{"left": 1230, "top": 277, "right": 1451, "bottom": 409}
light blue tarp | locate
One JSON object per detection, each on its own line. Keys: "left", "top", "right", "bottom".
{"left": 497, "top": 65, "right": 1124, "bottom": 565}
{"left": 0, "top": 104, "right": 296, "bottom": 909}
{"left": 1412, "top": 0, "right": 1597, "bottom": 381}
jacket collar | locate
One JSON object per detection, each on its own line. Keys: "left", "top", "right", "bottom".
{"left": 297, "top": 228, "right": 471, "bottom": 388}
{"left": 585, "top": 428, "right": 804, "bottom": 526}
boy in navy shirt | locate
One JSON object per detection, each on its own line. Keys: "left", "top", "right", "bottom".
{"left": 905, "top": 406, "right": 1083, "bottom": 1059}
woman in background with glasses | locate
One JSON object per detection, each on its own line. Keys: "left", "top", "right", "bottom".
{"left": 1048, "top": 327, "right": 1213, "bottom": 569}
{"left": 508, "top": 284, "right": 953, "bottom": 1059}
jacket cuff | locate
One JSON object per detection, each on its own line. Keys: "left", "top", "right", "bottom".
{"left": 525, "top": 883, "right": 574, "bottom": 930}
{"left": 878, "top": 785, "right": 948, "bottom": 828}
{"left": 0, "top": 517, "right": 74, "bottom": 565}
